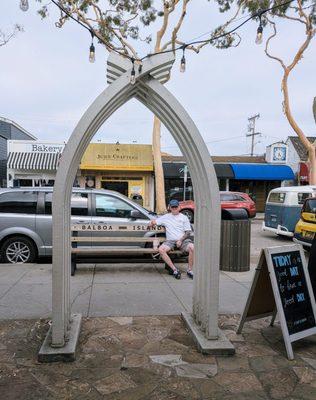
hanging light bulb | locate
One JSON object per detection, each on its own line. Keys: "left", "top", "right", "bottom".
{"left": 130, "top": 61, "right": 136, "bottom": 85}
{"left": 180, "top": 46, "right": 186, "bottom": 73}
{"left": 256, "top": 24, "right": 263, "bottom": 44}
{"left": 255, "top": 13, "right": 263, "bottom": 45}
{"left": 89, "top": 34, "right": 96, "bottom": 63}
{"left": 20, "top": 0, "right": 29, "bottom": 11}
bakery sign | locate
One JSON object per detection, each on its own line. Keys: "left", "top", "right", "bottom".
{"left": 9, "top": 140, "right": 65, "bottom": 154}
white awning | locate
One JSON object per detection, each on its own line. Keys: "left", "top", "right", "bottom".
{"left": 7, "top": 152, "right": 61, "bottom": 170}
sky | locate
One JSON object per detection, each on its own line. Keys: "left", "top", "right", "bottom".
{"left": 1, "top": 1, "right": 316, "bottom": 156}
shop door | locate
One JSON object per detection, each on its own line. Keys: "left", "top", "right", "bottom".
{"left": 101, "top": 181, "right": 128, "bottom": 197}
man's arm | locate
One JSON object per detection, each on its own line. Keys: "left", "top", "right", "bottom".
{"left": 176, "top": 231, "right": 191, "bottom": 248}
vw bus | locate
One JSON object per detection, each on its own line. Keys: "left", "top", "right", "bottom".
{"left": 263, "top": 186, "right": 316, "bottom": 237}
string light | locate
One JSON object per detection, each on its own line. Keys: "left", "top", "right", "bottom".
{"left": 89, "top": 33, "right": 95, "bottom": 63}
{"left": 180, "top": 46, "right": 186, "bottom": 73}
{"left": 255, "top": 12, "right": 263, "bottom": 45}
{"left": 18, "top": 0, "right": 295, "bottom": 69}
{"left": 130, "top": 58, "right": 136, "bottom": 85}
{"left": 20, "top": 0, "right": 29, "bottom": 11}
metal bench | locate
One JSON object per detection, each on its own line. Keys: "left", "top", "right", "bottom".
{"left": 70, "top": 223, "right": 184, "bottom": 276}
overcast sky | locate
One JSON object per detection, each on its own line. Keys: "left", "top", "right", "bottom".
{"left": 1, "top": 1, "right": 315, "bottom": 156}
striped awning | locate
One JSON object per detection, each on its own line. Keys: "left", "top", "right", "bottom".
{"left": 7, "top": 152, "right": 61, "bottom": 170}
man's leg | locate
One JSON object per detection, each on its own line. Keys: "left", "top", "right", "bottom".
{"left": 187, "top": 243, "right": 194, "bottom": 271}
{"left": 159, "top": 244, "right": 176, "bottom": 271}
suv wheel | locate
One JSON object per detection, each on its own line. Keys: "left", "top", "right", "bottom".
{"left": 181, "top": 209, "right": 194, "bottom": 223}
{"left": 1, "top": 236, "right": 36, "bottom": 264}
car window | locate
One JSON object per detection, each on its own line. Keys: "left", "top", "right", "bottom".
{"left": 95, "top": 194, "right": 134, "bottom": 218}
{"left": 45, "top": 192, "right": 89, "bottom": 216}
{"left": 220, "top": 193, "right": 235, "bottom": 201}
{"left": 0, "top": 191, "right": 37, "bottom": 214}
{"left": 268, "top": 192, "right": 286, "bottom": 203}
{"left": 298, "top": 192, "right": 311, "bottom": 205}
{"left": 303, "top": 198, "right": 316, "bottom": 213}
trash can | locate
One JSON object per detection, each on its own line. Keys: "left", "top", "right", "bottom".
{"left": 220, "top": 208, "right": 250, "bottom": 272}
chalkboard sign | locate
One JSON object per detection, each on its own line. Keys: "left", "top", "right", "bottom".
{"left": 237, "top": 245, "right": 316, "bottom": 360}
{"left": 271, "top": 250, "right": 315, "bottom": 335}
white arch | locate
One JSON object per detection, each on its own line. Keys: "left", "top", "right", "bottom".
{"left": 51, "top": 53, "right": 222, "bottom": 351}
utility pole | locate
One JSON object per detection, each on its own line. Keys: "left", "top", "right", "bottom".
{"left": 246, "top": 114, "right": 261, "bottom": 156}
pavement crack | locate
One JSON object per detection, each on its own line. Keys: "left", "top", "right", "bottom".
{"left": 0, "top": 269, "right": 30, "bottom": 301}
{"left": 87, "top": 264, "right": 97, "bottom": 317}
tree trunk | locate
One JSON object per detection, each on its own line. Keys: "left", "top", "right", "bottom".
{"left": 152, "top": 116, "right": 167, "bottom": 213}
{"left": 281, "top": 72, "right": 316, "bottom": 184}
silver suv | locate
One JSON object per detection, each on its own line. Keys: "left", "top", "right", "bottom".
{"left": 0, "top": 187, "right": 157, "bottom": 263}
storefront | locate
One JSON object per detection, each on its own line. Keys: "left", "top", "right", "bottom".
{"left": 79, "top": 143, "right": 154, "bottom": 210}
{"left": 7, "top": 140, "right": 64, "bottom": 187}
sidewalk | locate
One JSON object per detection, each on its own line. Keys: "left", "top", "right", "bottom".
{"left": 0, "top": 262, "right": 253, "bottom": 320}
{"left": 1, "top": 314, "right": 316, "bottom": 399}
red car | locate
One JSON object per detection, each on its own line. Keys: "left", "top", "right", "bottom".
{"left": 178, "top": 191, "right": 256, "bottom": 222}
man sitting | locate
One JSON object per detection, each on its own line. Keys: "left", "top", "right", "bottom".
{"left": 149, "top": 199, "right": 194, "bottom": 279}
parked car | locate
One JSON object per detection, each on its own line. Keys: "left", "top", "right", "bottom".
{"left": 263, "top": 186, "right": 316, "bottom": 237}
{"left": 0, "top": 187, "right": 160, "bottom": 263}
{"left": 178, "top": 191, "right": 256, "bottom": 222}
{"left": 293, "top": 197, "right": 316, "bottom": 248}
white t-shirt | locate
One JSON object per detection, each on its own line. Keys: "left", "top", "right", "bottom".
{"left": 155, "top": 212, "right": 192, "bottom": 241}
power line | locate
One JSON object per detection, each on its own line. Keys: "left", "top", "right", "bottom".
{"left": 20, "top": 0, "right": 296, "bottom": 68}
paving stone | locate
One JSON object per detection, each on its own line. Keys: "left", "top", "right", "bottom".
{"left": 149, "top": 354, "right": 186, "bottom": 367}
{"left": 194, "top": 379, "right": 230, "bottom": 399}
{"left": 181, "top": 350, "right": 216, "bottom": 365}
{"left": 291, "top": 384, "right": 316, "bottom": 400}
{"left": 235, "top": 342, "right": 277, "bottom": 357}
{"left": 293, "top": 366, "right": 316, "bottom": 386}
{"left": 175, "top": 363, "right": 218, "bottom": 379}
{"left": 121, "top": 353, "right": 148, "bottom": 368}
{"left": 146, "top": 326, "right": 171, "bottom": 342}
{"left": 302, "top": 357, "right": 316, "bottom": 370}
{"left": 224, "top": 329, "right": 245, "bottom": 342}
{"left": 164, "top": 378, "right": 201, "bottom": 399}
{"left": 214, "top": 371, "right": 264, "bottom": 394}
{"left": 108, "top": 317, "right": 133, "bottom": 326}
{"left": 106, "top": 383, "right": 158, "bottom": 400}
{"left": 94, "top": 372, "right": 137, "bottom": 395}
{"left": 249, "top": 355, "right": 288, "bottom": 373}
{"left": 217, "top": 355, "right": 249, "bottom": 372}
{"left": 257, "top": 368, "right": 298, "bottom": 399}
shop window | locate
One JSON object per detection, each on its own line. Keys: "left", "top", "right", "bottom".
{"left": 0, "top": 191, "right": 37, "bottom": 214}
{"left": 95, "top": 194, "right": 134, "bottom": 218}
{"left": 45, "top": 192, "right": 88, "bottom": 215}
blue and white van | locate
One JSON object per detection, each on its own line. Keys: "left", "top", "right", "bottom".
{"left": 263, "top": 186, "right": 316, "bottom": 237}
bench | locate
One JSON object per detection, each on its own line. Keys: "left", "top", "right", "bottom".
{"left": 70, "top": 223, "right": 185, "bottom": 276}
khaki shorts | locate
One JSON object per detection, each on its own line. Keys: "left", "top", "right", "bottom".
{"left": 162, "top": 239, "right": 193, "bottom": 253}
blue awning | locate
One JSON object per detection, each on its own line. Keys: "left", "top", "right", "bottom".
{"left": 230, "top": 164, "right": 295, "bottom": 181}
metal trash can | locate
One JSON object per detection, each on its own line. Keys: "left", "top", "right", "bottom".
{"left": 220, "top": 208, "right": 250, "bottom": 272}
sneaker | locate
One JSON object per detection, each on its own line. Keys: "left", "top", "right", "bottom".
{"left": 165, "top": 264, "right": 174, "bottom": 275}
{"left": 173, "top": 269, "right": 181, "bottom": 279}
{"left": 187, "top": 270, "right": 193, "bottom": 279}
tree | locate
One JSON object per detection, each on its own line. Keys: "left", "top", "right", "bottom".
{"left": 0, "top": 24, "right": 23, "bottom": 47}
{"left": 216, "top": 0, "right": 316, "bottom": 183}
{"left": 35, "top": 0, "right": 239, "bottom": 213}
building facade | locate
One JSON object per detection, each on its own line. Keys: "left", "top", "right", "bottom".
{"left": 0, "top": 117, "right": 36, "bottom": 187}
{"left": 79, "top": 143, "right": 155, "bottom": 210}
{"left": 286, "top": 136, "right": 316, "bottom": 185}
{"left": 7, "top": 140, "right": 64, "bottom": 187}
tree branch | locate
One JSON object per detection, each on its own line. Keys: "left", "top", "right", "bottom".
{"left": 264, "top": 19, "right": 286, "bottom": 70}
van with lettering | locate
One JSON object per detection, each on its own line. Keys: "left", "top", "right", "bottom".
{"left": 0, "top": 187, "right": 161, "bottom": 263}
{"left": 293, "top": 197, "right": 316, "bottom": 248}
{"left": 263, "top": 186, "right": 316, "bottom": 237}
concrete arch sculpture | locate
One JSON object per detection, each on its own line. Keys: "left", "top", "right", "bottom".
{"left": 41, "top": 52, "right": 234, "bottom": 360}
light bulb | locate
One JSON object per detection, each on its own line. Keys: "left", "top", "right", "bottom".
{"left": 180, "top": 55, "right": 186, "bottom": 73}
{"left": 256, "top": 25, "right": 263, "bottom": 45}
{"left": 20, "top": 0, "right": 29, "bottom": 11}
{"left": 130, "top": 69, "right": 136, "bottom": 85}
{"left": 89, "top": 43, "right": 95, "bottom": 63}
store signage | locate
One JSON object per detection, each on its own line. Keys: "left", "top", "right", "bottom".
{"left": 237, "top": 245, "right": 316, "bottom": 360}
{"left": 299, "top": 162, "right": 309, "bottom": 183}
{"left": 80, "top": 143, "right": 153, "bottom": 171}
{"left": 9, "top": 141, "right": 65, "bottom": 154}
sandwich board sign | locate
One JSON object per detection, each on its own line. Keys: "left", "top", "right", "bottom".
{"left": 237, "top": 244, "right": 316, "bottom": 360}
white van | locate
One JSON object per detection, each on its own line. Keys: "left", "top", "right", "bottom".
{"left": 263, "top": 186, "right": 316, "bottom": 237}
